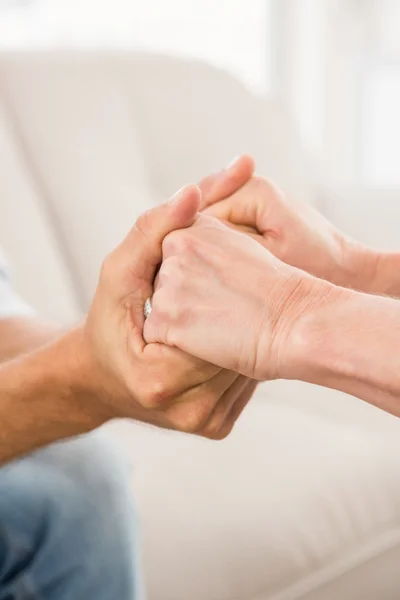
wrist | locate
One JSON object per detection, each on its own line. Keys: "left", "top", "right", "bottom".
{"left": 366, "top": 251, "right": 400, "bottom": 297}
{"left": 344, "top": 244, "right": 400, "bottom": 297}
{"left": 335, "top": 237, "right": 379, "bottom": 293}
{"left": 281, "top": 280, "right": 368, "bottom": 385}
{"left": 0, "top": 327, "right": 108, "bottom": 463}
{"left": 33, "top": 327, "right": 112, "bottom": 429}
{"left": 275, "top": 276, "right": 344, "bottom": 382}
{"left": 51, "top": 326, "right": 114, "bottom": 425}
{"left": 256, "top": 268, "right": 333, "bottom": 381}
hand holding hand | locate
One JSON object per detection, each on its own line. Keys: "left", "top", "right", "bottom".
{"left": 143, "top": 213, "right": 317, "bottom": 381}
{"left": 202, "top": 176, "right": 375, "bottom": 289}
{"left": 82, "top": 157, "right": 257, "bottom": 438}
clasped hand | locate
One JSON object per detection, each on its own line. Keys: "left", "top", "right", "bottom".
{"left": 143, "top": 195, "right": 313, "bottom": 382}
{"left": 86, "top": 154, "right": 364, "bottom": 439}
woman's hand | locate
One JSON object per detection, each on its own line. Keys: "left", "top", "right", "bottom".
{"left": 202, "top": 176, "right": 376, "bottom": 290}
{"left": 143, "top": 213, "right": 317, "bottom": 381}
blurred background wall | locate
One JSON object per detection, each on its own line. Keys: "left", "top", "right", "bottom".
{"left": 2, "top": 1, "right": 400, "bottom": 181}
{"left": 1, "top": 0, "right": 400, "bottom": 246}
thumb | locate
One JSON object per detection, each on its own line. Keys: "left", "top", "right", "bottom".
{"left": 198, "top": 155, "right": 255, "bottom": 210}
{"left": 111, "top": 185, "right": 201, "bottom": 295}
{"left": 202, "top": 176, "right": 279, "bottom": 232}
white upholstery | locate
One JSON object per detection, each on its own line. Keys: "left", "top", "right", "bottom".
{"left": 0, "top": 51, "right": 316, "bottom": 314}
{"left": 1, "top": 50, "right": 400, "bottom": 599}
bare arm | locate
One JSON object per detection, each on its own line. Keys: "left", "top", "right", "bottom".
{"left": 365, "top": 251, "right": 400, "bottom": 298}
{"left": 285, "top": 281, "right": 400, "bottom": 417}
{"left": 0, "top": 317, "right": 58, "bottom": 362}
{"left": 0, "top": 317, "right": 96, "bottom": 464}
{"left": 201, "top": 175, "right": 400, "bottom": 299}
{"left": 0, "top": 327, "right": 105, "bottom": 465}
{"left": 145, "top": 215, "right": 400, "bottom": 419}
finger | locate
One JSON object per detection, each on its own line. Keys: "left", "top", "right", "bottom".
{"left": 111, "top": 185, "right": 201, "bottom": 294}
{"left": 198, "top": 155, "right": 255, "bottom": 210}
{"left": 143, "top": 249, "right": 207, "bottom": 347}
{"left": 138, "top": 341, "right": 222, "bottom": 407}
{"left": 183, "top": 213, "right": 266, "bottom": 252}
{"left": 202, "top": 177, "right": 280, "bottom": 233}
{"left": 202, "top": 190, "right": 258, "bottom": 229}
{"left": 189, "top": 212, "right": 230, "bottom": 231}
{"left": 224, "top": 223, "right": 271, "bottom": 249}
{"left": 217, "top": 379, "right": 258, "bottom": 439}
{"left": 163, "top": 369, "right": 239, "bottom": 433}
{"left": 215, "top": 220, "right": 273, "bottom": 253}
{"left": 200, "top": 375, "right": 249, "bottom": 439}
{"left": 159, "top": 214, "right": 237, "bottom": 266}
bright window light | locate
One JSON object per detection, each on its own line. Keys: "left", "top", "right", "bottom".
{"left": 362, "top": 64, "right": 400, "bottom": 186}
{"left": 0, "top": 0, "right": 272, "bottom": 93}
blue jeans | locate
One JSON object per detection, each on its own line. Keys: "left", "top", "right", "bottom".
{"left": 0, "top": 431, "right": 143, "bottom": 599}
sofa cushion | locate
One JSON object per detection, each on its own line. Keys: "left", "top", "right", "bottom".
{"left": 115, "top": 381, "right": 400, "bottom": 600}
{"left": 0, "top": 51, "right": 317, "bottom": 313}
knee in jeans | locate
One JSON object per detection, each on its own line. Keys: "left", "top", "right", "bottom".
{"left": 0, "top": 433, "right": 138, "bottom": 597}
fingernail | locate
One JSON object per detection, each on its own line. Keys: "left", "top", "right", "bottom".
{"left": 167, "top": 186, "right": 187, "bottom": 205}
{"left": 226, "top": 155, "right": 241, "bottom": 169}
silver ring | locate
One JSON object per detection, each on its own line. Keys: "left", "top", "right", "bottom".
{"left": 144, "top": 297, "right": 152, "bottom": 320}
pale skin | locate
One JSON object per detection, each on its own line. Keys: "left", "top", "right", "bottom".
{"left": 200, "top": 175, "right": 400, "bottom": 297}
{"left": 0, "top": 157, "right": 257, "bottom": 466}
{"left": 144, "top": 170, "right": 400, "bottom": 419}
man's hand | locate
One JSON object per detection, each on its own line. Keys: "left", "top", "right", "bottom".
{"left": 202, "top": 176, "right": 377, "bottom": 291}
{"left": 0, "top": 157, "right": 258, "bottom": 465}
{"left": 83, "top": 159, "right": 257, "bottom": 439}
{"left": 143, "top": 214, "right": 317, "bottom": 381}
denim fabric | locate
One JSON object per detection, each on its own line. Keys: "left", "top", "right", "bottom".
{"left": 0, "top": 431, "right": 143, "bottom": 599}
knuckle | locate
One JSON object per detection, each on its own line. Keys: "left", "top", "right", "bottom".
{"left": 135, "top": 209, "right": 154, "bottom": 238}
{"left": 172, "top": 404, "right": 209, "bottom": 434}
{"left": 180, "top": 230, "right": 196, "bottom": 252}
{"left": 152, "top": 287, "right": 175, "bottom": 317}
{"left": 140, "top": 378, "right": 171, "bottom": 409}
{"left": 150, "top": 289, "right": 166, "bottom": 316}
{"left": 175, "top": 413, "right": 203, "bottom": 434}
{"left": 158, "top": 256, "right": 187, "bottom": 298}
{"left": 149, "top": 290, "right": 182, "bottom": 344}
{"left": 162, "top": 230, "right": 179, "bottom": 256}
{"left": 158, "top": 256, "right": 180, "bottom": 282}
{"left": 251, "top": 175, "right": 268, "bottom": 193}
{"left": 164, "top": 229, "right": 194, "bottom": 255}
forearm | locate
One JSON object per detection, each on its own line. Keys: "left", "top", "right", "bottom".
{"left": 0, "top": 328, "right": 105, "bottom": 465}
{"left": 367, "top": 252, "right": 400, "bottom": 298}
{"left": 0, "top": 317, "right": 59, "bottom": 362}
{"left": 286, "top": 282, "right": 400, "bottom": 416}
{"left": 345, "top": 243, "right": 400, "bottom": 298}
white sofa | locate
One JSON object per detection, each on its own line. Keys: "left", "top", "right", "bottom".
{"left": 1, "top": 50, "right": 400, "bottom": 600}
